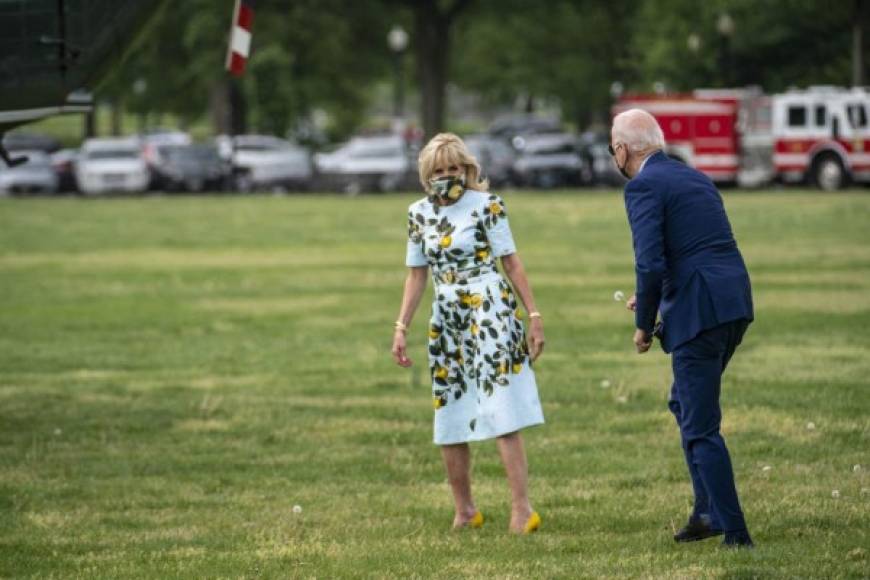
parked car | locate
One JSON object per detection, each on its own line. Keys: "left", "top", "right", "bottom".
{"left": 216, "top": 134, "right": 313, "bottom": 192}
{"left": 464, "top": 134, "right": 517, "bottom": 187}
{"left": 577, "top": 133, "right": 626, "bottom": 187}
{"left": 141, "top": 130, "right": 193, "bottom": 189}
{"left": 0, "top": 150, "right": 58, "bottom": 195}
{"left": 75, "top": 137, "right": 149, "bottom": 195}
{"left": 1, "top": 132, "right": 62, "bottom": 154}
{"left": 510, "top": 133, "right": 592, "bottom": 188}
{"left": 313, "top": 134, "right": 415, "bottom": 193}
{"left": 50, "top": 148, "right": 80, "bottom": 193}
{"left": 150, "top": 144, "right": 230, "bottom": 192}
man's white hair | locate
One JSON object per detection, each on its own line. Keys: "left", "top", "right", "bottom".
{"left": 612, "top": 108, "right": 666, "bottom": 153}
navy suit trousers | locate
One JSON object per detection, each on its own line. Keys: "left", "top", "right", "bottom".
{"left": 668, "top": 319, "right": 749, "bottom": 533}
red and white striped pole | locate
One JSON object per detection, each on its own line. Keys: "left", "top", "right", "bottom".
{"left": 225, "top": 0, "right": 254, "bottom": 76}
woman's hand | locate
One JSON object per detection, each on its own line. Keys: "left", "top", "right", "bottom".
{"left": 391, "top": 330, "right": 413, "bottom": 367}
{"left": 527, "top": 318, "right": 545, "bottom": 362}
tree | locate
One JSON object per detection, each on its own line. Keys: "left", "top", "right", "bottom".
{"left": 399, "top": 0, "right": 472, "bottom": 139}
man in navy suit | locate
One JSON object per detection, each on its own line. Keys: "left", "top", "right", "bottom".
{"left": 611, "top": 109, "right": 754, "bottom": 548}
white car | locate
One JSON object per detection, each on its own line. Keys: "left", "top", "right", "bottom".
{"left": 0, "top": 150, "right": 58, "bottom": 195}
{"left": 313, "top": 134, "right": 413, "bottom": 192}
{"left": 76, "top": 138, "right": 149, "bottom": 195}
{"left": 216, "top": 135, "right": 312, "bottom": 191}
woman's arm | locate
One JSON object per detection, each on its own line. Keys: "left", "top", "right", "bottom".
{"left": 391, "top": 266, "right": 429, "bottom": 367}
{"left": 500, "top": 253, "right": 545, "bottom": 361}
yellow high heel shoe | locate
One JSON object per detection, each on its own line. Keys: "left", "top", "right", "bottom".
{"left": 453, "top": 511, "right": 484, "bottom": 530}
{"left": 523, "top": 511, "right": 541, "bottom": 534}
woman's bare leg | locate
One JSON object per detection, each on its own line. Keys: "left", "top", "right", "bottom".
{"left": 496, "top": 431, "right": 534, "bottom": 532}
{"left": 440, "top": 443, "right": 478, "bottom": 527}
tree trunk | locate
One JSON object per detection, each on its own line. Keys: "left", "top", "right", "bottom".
{"left": 83, "top": 105, "right": 97, "bottom": 139}
{"left": 412, "top": 0, "right": 470, "bottom": 141}
{"left": 111, "top": 99, "right": 123, "bottom": 136}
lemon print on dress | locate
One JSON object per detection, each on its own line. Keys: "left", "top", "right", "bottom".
{"left": 512, "top": 362, "right": 523, "bottom": 374}
{"left": 476, "top": 248, "right": 490, "bottom": 260}
{"left": 429, "top": 326, "right": 441, "bottom": 339}
{"left": 440, "top": 236, "right": 452, "bottom": 248}
{"left": 433, "top": 366, "right": 448, "bottom": 380}
{"left": 470, "top": 323, "right": 479, "bottom": 336}
{"left": 447, "top": 184, "right": 464, "bottom": 200}
{"left": 489, "top": 202, "right": 502, "bottom": 215}
{"left": 468, "top": 294, "right": 483, "bottom": 308}
{"left": 433, "top": 397, "right": 443, "bottom": 410}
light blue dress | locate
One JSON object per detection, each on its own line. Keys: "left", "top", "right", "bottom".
{"left": 406, "top": 190, "right": 545, "bottom": 445}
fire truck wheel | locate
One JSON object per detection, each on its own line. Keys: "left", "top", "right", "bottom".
{"left": 812, "top": 154, "right": 847, "bottom": 191}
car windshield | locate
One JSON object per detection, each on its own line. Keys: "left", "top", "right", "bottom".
{"left": 352, "top": 147, "right": 402, "bottom": 159}
{"left": 167, "top": 146, "right": 219, "bottom": 161}
{"left": 86, "top": 150, "right": 139, "bottom": 160}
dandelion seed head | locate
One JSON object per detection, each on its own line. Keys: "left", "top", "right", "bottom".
{"left": 613, "top": 290, "right": 625, "bottom": 302}
{"left": 292, "top": 505, "right": 303, "bottom": 514}
{"left": 831, "top": 489, "right": 840, "bottom": 499}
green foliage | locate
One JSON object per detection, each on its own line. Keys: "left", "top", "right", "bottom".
{"left": 0, "top": 191, "right": 868, "bottom": 577}
{"left": 95, "top": 0, "right": 863, "bottom": 137}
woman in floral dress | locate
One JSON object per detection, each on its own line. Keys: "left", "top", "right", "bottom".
{"left": 391, "top": 133, "right": 546, "bottom": 534}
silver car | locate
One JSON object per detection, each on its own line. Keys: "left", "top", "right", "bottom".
{"left": 0, "top": 150, "right": 59, "bottom": 195}
{"left": 216, "top": 135, "right": 313, "bottom": 192}
{"left": 313, "top": 134, "right": 415, "bottom": 193}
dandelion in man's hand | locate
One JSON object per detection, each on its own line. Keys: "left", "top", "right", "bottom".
{"left": 613, "top": 290, "right": 625, "bottom": 302}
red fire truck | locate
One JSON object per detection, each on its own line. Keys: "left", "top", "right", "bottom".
{"left": 613, "top": 86, "right": 870, "bottom": 190}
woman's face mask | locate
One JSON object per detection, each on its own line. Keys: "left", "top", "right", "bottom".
{"left": 429, "top": 174, "right": 466, "bottom": 201}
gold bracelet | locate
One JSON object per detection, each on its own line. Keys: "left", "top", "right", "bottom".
{"left": 394, "top": 320, "right": 408, "bottom": 332}
{"left": 528, "top": 311, "right": 542, "bottom": 319}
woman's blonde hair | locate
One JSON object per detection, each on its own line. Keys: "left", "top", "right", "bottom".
{"left": 418, "top": 132, "right": 489, "bottom": 193}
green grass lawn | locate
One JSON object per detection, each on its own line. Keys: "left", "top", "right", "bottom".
{"left": 0, "top": 190, "right": 868, "bottom": 578}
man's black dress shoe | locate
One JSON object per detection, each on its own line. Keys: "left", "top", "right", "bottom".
{"left": 722, "top": 530, "right": 754, "bottom": 549}
{"left": 673, "top": 515, "right": 724, "bottom": 543}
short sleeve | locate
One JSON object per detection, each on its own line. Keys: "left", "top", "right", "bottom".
{"left": 482, "top": 194, "right": 517, "bottom": 257}
{"left": 405, "top": 209, "right": 428, "bottom": 267}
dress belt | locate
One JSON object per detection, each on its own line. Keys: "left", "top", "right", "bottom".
{"left": 433, "top": 267, "right": 498, "bottom": 286}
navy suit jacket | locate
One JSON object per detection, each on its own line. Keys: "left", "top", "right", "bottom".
{"left": 624, "top": 151, "right": 753, "bottom": 353}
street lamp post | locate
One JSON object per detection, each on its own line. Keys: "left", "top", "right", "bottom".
{"left": 387, "top": 25, "right": 409, "bottom": 119}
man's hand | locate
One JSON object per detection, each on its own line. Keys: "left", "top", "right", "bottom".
{"left": 626, "top": 294, "right": 637, "bottom": 312}
{"left": 633, "top": 328, "right": 652, "bottom": 354}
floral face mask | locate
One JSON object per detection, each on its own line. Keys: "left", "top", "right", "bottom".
{"left": 429, "top": 175, "right": 466, "bottom": 202}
